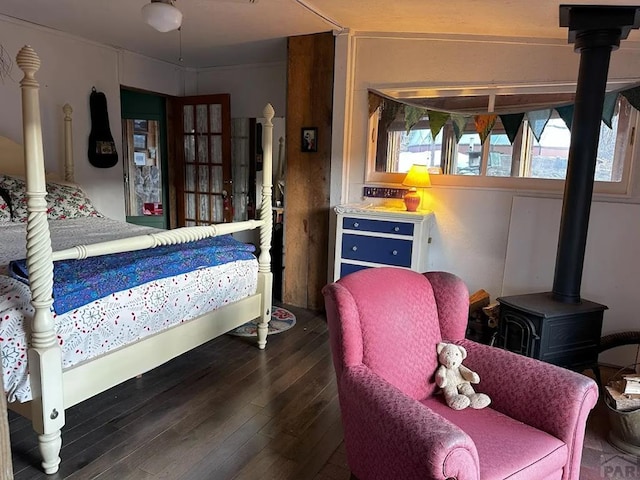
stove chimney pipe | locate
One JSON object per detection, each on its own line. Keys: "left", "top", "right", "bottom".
{"left": 553, "top": 5, "right": 640, "bottom": 303}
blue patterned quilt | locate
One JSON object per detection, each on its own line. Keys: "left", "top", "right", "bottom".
{"left": 9, "top": 235, "right": 256, "bottom": 315}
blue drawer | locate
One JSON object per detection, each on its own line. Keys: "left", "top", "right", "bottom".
{"left": 341, "top": 234, "right": 412, "bottom": 267}
{"left": 340, "top": 263, "right": 371, "bottom": 277}
{"left": 343, "top": 217, "right": 413, "bottom": 236}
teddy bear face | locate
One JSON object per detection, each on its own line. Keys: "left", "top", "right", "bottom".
{"left": 438, "top": 344, "right": 464, "bottom": 369}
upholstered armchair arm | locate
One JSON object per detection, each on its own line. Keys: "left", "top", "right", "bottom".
{"left": 340, "top": 365, "right": 480, "bottom": 480}
{"left": 457, "top": 339, "right": 598, "bottom": 477}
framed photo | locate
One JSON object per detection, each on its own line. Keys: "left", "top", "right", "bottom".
{"left": 301, "top": 127, "right": 318, "bottom": 153}
{"left": 134, "top": 151, "right": 147, "bottom": 166}
{"left": 133, "top": 119, "right": 148, "bottom": 133}
{"left": 133, "top": 134, "right": 147, "bottom": 150}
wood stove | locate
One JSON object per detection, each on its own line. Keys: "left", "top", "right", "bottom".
{"left": 496, "top": 5, "right": 640, "bottom": 383}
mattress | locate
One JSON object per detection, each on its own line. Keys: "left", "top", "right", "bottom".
{"left": 0, "top": 218, "right": 258, "bottom": 402}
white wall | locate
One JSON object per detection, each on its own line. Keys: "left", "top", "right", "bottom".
{"left": 0, "top": 16, "right": 185, "bottom": 221}
{"left": 195, "top": 62, "right": 287, "bottom": 119}
{"left": 333, "top": 32, "right": 640, "bottom": 365}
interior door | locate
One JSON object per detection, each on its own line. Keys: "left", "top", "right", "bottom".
{"left": 172, "top": 94, "right": 232, "bottom": 226}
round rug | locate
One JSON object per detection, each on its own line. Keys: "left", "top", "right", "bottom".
{"left": 228, "top": 306, "right": 296, "bottom": 337}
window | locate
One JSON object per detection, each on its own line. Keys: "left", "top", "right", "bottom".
{"left": 367, "top": 89, "right": 637, "bottom": 193}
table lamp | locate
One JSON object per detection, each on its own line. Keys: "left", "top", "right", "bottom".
{"left": 402, "top": 164, "right": 431, "bottom": 212}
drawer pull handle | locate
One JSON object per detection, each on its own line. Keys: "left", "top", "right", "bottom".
{"left": 392, "top": 250, "right": 398, "bottom": 256}
{"left": 353, "top": 222, "right": 359, "bottom": 228}
{"left": 394, "top": 226, "right": 400, "bottom": 232}
{"left": 352, "top": 246, "right": 358, "bottom": 252}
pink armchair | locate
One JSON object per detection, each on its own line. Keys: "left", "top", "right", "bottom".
{"left": 322, "top": 267, "right": 598, "bottom": 480}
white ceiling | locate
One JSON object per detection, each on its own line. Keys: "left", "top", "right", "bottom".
{"left": 1, "top": 0, "right": 639, "bottom": 68}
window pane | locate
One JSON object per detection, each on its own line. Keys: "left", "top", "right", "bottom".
{"left": 210, "top": 104, "right": 222, "bottom": 133}
{"left": 528, "top": 118, "right": 570, "bottom": 179}
{"left": 183, "top": 105, "right": 194, "bottom": 133}
{"left": 453, "top": 133, "right": 482, "bottom": 175}
{"left": 486, "top": 118, "right": 516, "bottom": 177}
{"left": 388, "top": 127, "right": 443, "bottom": 173}
{"left": 196, "top": 105, "right": 208, "bottom": 134}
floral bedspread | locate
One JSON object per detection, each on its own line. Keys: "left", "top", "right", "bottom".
{"left": 1, "top": 258, "right": 258, "bottom": 403}
{"left": 9, "top": 235, "right": 255, "bottom": 314}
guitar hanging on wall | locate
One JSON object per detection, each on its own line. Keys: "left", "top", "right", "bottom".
{"left": 88, "top": 87, "right": 118, "bottom": 168}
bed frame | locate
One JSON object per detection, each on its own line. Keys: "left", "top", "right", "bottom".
{"left": 10, "top": 45, "right": 274, "bottom": 474}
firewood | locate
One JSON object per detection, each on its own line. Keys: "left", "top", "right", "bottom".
{"left": 469, "top": 289, "right": 490, "bottom": 315}
{"left": 606, "top": 382, "right": 640, "bottom": 411}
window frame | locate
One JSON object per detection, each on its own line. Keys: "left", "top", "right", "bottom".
{"left": 365, "top": 82, "right": 639, "bottom": 196}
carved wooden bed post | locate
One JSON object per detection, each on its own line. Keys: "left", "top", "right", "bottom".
{"left": 17, "top": 45, "right": 65, "bottom": 475}
{"left": 63, "top": 103, "right": 74, "bottom": 182}
{"left": 257, "top": 103, "right": 274, "bottom": 349}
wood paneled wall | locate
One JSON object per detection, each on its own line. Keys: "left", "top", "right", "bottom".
{"left": 284, "top": 32, "right": 334, "bottom": 310}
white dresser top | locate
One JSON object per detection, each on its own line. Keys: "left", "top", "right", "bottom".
{"left": 334, "top": 203, "right": 434, "bottom": 221}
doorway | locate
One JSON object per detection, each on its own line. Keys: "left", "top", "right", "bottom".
{"left": 120, "top": 88, "right": 169, "bottom": 229}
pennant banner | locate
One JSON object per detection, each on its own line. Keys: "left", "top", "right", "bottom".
{"left": 526, "top": 109, "right": 552, "bottom": 142}
{"left": 555, "top": 105, "right": 574, "bottom": 131}
{"left": 367, "top": 85, "right": 640, "bottom": 147}
{"left": 368, "top": 92, "right": 383, "bottom": 117}
{"left": 474, "top": 114, "right": 497, "bottom": 144}
{"left": 451, "top": 114, "right": 467, "bottom": 142}
{"left": 499, "top": 113, "right": 525, "bottom": 144}
{"left": 621, "top": 86, "right": 640, "bottom": 112}
{"left": 404, "top": 105, "right": 429, "bottom": 132}
{"left": 602, "top": 91, "right": 618, "bottom": 128}
{"left": 427, "top": 110, "right": 450, "bottom": 139}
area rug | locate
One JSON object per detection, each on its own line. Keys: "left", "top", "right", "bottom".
{"left": 228, "top": 306, "right": 296, "bottom": 337}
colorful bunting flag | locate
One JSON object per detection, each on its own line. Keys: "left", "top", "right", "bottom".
{"left": 621, "top": 86, "right": 640, "bottom": 112}
{"left": 427, "top": 110, "right": 450, "bottom": 139}
{"left": 602, "top": 92, "right": 618, "bottom": 128}
{"left": 404, "top": 106, "right": 429, "bottom": 132}
{"left": 368, "top": 92, "right": 383, "bottom": 117}
{"left": 474, "top": 114, "right": 497, "bottom": 144}
{"left": 555, "top": 105, "right": 574, "bottom": 131}
{"left": 499, "top": 113, "right": 525, "bottom": 145}
{"left": 451, "top": 114, "right": 467, "bottom": 142}
{"left": 526, "top": 109, "right": 552, "bottom": 142}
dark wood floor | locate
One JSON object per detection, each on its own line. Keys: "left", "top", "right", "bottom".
{"left": 9, "top": 304, "right": 350, "bottom": 480}
{"left": 7, "top": 305, "right": 636, "bottom": 479}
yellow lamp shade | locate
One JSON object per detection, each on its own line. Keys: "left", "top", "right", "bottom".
{"left": 402, "top": 164, "right": 432, "bottom": 188}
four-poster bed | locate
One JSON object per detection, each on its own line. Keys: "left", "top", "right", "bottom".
{"left": 0, "top": 45, "right": 274, "bottom": 474}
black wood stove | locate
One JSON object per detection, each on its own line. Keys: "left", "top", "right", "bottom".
{"left": 496, "top": 5, "right": 640, "bottom": 384}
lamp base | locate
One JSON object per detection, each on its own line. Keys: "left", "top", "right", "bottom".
{"left": 404, "top": 188, "right": 420, "bottom": 212}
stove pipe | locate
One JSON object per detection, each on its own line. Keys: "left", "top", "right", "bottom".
{"left": 553, "top": 6, "right": 640, "bottom": 303}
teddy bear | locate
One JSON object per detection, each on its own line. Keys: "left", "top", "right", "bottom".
{"left": 435, "top": 342, "right": 491, "bottom": 410}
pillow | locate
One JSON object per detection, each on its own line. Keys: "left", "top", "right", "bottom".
{"left": 0, "top": 174, "right": 103, "bottom": 222}
{"left": 0, "top": 185, "right": 12, "bottom": 222}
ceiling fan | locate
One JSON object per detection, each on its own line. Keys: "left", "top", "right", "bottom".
{"left": 141, "top": 0, "right": 183, "bottom": 33}
{"left": 141, "top": 0, "right": 259, "bottom": 33}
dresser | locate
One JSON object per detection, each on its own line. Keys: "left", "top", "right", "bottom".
{"left": 333, "top": 204, "right": 434, "bottom": 281}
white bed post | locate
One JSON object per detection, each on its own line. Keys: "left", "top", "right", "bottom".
{"left": 256, "top": 103, "right": 274, "bottom": 349}
{"left": 17, "top": 45, "right": 65, "bottom": 475}
{"left": 63, "top": 103, "right": 74, "bottom": 182}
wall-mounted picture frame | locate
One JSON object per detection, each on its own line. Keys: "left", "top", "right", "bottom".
{"left": 134, "top": 151, "right": 147, "bottom": 166}
{"left": 133, "top": 119, "right": 148, "bottom": 133}
{"left": 133, "top": 134, "right": 147, "bottom": 150}
{"left": 301, "top": 127, "right": 318, "bottom": 153}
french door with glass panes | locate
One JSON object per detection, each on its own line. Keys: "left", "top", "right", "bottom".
{"left": 173, "top": 94, "right": 232, "bottom": 226}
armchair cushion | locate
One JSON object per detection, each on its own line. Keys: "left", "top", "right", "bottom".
{"left": 424, "top": 397, "right": 567, "bottom": 480}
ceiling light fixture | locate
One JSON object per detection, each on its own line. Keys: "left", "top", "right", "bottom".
{"left": 142, "top": 0, "right": 183, "bottom": 33}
